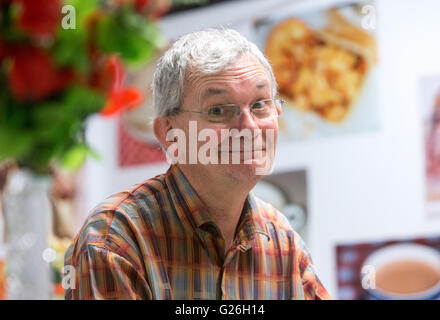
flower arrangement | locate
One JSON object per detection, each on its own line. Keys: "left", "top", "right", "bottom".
{"left": 0, "top": 0, "right": 169, "bottom": 174}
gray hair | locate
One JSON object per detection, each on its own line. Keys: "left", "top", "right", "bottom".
{"left": 152, "top": 28, "right": 277, "bottom": 117}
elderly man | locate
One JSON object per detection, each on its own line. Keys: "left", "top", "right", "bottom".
{"left": 64, "top": 28, "right": 330, "bottom": 300}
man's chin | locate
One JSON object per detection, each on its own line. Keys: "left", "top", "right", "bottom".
{"left": 218, "top": 150, "right": 267, "bottom": 163}
{"left": 216, "top": 164, "right": 261, "bottom": 184}
{"left": 215, "top": 151, "right": 272, "bottom": 176}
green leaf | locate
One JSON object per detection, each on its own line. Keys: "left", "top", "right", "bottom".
{"left": 62, "top": 85, "right": 106, "bottom": 118}
{"left": 58, "top": 142, "right": 102, "bottom": 171}
{"left": 18, "top": 141, "right": 60, "bottom": 175}
{"left": 34, "top": 86, "right": 105, "bottom": 126}
{"left": 59, "top": 143, "right": 88, "bottom": 171}
{"left": 63, "top": 0, "right": 100, "bottom": 28}
{"left": 52, "top": 28, "right": 90, "bottom": 74}
{"left": 0, "top": 126, "right": 33, "bottom": 162}
{"left": 85, "top": 145, "right": 101, "bottom": 161}
{"left": 51, "top": 0, "right": 101, "bottom": 73}
{"left": 53, "top": 0, "right": 102, "bottom": 73}
{"left": 96, "top": 9, "right": 162, "bottom": 66}
{"left": 1, "top": 2, "right": 29, "bottom": 42}
{"left": 33, "top": 101, "right": 67, "bottom": 125}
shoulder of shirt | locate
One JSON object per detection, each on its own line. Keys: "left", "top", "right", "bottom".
{"left": 252, "top": 194, "right": 294, "bottom": 232}
{"left": 95, "top": 172, "right": 168, "bottom": 214}
{"left": 65, "top": 173, "right": 168, "bottom": 264}
{"left": 252, "top": 194, "right": 309, "bottom": 252}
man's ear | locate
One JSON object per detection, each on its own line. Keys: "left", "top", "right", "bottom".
{"left": 153, "top": 116, "right": 173, "bottom": 149}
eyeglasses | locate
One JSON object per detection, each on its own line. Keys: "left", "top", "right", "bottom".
{"left": 180, "top": 98, "right": 284, "bottom": 124}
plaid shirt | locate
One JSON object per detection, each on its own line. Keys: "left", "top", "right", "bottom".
{"left": 64, "top": 165, "right": 330, "bottom": 300}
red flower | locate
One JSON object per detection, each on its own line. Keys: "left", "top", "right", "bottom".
{"left": 134, "top": 0, "right": 153, "bottom": 11}
{"left": 100, "top": 56, "right": 143, "bottom": 117}
{"left": 14, "top": 0, "right": 61, "bottom": 36}
{"left": 147, "top": 0, "right": 170, "bottom": 20}
{"left": 0, "top": 0, "right": 13, "bottom": 7}
{"left": 0, "top": 37, "right": 7, "bottom": 63}
{"left": 115, "top": 0, "right": 169, "bottom": 19}
{"left": 114, "top": 0, "right": 153, "bottom": 11}
{"left": 9, "top": 46, "right": 74, "bottom": 101}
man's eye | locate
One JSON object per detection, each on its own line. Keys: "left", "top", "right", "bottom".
{"left": 252, "top": 100, "right": 266, "bottom": 109}
{"left": 209, "top": 106, "right": 224, "bottom": 116}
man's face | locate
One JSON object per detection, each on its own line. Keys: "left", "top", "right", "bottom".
{"left": 169, "top": 54, "right": 279, "bottom": 183}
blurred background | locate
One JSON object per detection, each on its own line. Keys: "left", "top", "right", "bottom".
{"left": 1, "top": 0, "right": 440, "bottom": 300}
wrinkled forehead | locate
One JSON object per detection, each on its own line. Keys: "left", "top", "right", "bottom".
{"left": 184, "top": 55, "right": 272, "bottom": 98}
{"left": 186, "top": 52, "right": 263, "bottom": 76}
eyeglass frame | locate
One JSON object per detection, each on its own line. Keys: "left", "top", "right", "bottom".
{"left": 179, "top": 98, "right": 284, "bottom": 124}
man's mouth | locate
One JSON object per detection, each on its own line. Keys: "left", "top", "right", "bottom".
{"left": 221, "top": 149, "right": 266, "bottom": 152}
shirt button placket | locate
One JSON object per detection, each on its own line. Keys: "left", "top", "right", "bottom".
{"left": 220, "top": 244, "right": 241, "bottom": 300}
{"left": 220, "top": 265, "right": 226, "bottom": 299}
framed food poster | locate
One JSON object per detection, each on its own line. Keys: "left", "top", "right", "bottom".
{"left": 253, "top": 1, "right": 380, "bottom": 141}
{"left": 421, "top": 75, "right": 440, "bottom": 215}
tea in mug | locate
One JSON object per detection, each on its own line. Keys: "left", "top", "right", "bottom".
{"left": 375, "top": 259, "right": 440, "bottom": 294}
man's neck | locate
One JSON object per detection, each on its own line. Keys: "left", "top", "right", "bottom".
{"left": 178, "top": 165, "right": 255, "bottom": 248}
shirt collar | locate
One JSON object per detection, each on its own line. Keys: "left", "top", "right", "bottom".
{"left": 234, "top": 191, "right": 270, "bottom": 250}
{"left": 165, "top": 165, "right": 213, "bottom": 231}
{"left": 164, "top": 165, "right": 270, "bottom": 247}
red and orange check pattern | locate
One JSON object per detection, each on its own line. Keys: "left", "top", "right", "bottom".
{"left": 64, "top": 165, "right": 330, "bottom": 300}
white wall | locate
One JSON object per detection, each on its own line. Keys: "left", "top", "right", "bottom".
{"left": 79, "top": 0, "right": 440, "bottom": 298}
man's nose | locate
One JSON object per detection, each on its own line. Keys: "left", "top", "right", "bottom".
{"left": 237, "top": 108, "right": 259, "bottom": 130}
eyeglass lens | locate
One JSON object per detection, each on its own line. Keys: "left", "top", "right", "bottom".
{"left": 206, "top": 99, "right": 281, "bottom": 124}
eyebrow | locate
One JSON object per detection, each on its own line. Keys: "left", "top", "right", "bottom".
{"left": 201, "top": 88, "right": 227, "bottom": 100}
{"left": 201, "top": 82, "right": 269, "bottom": 100}
{"left": 256, "top": 82, "right": 267, "bottom": 89}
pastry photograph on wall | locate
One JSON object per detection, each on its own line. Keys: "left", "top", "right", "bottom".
{"left": 421, "top": 75, "right": 440, "bottom": 215}
{"left": 253, "top": 0, "right": 380, "bottom": 141}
